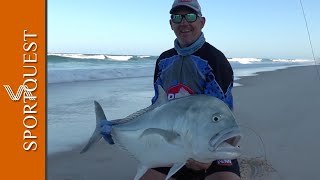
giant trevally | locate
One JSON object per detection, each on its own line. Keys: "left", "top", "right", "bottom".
{"left": 81, "top": 86, "right": 242, "bottom": 180}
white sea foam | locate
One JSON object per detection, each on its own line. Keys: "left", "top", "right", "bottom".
{"left": 138, "top": 55, "right": 151, "bottom": 58}
{"left": 272, "top": 59, "right": 314, "bottom": 63}
{"left": 228, "top": 58, "right": 262, "bottom": 64}
{"left": 228, "top": 57, "right": 314, "bottom": 65}
{"left": 49, "top": 53, "right": 106, "bottom": 60}
{"left": 105, "top": 55, "right": 133, "bottom": 61}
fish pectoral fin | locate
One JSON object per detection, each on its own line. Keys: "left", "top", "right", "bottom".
{"left": 134, "top": 165, "right": 149, "bottom": 180}
{"left": 141, "top": 128, "right": 182, "bottom": 145}
{"left": 165, "top": 162, "right": 186, "bottom": 180}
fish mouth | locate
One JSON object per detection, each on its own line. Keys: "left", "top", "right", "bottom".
{"left": 208, "top": 127, "right": 242, "bottom": 152}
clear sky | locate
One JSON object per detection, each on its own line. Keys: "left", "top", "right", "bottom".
{"left": 48, "top": 0, "right": 319, "bottom": 59}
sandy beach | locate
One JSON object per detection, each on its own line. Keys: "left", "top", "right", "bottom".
{"left": 47, "top": 65, "right": 320, "bottom": 180}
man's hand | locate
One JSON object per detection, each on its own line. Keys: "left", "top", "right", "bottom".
{"left": 186, "top": 158, "right": 211, "bottom": 171}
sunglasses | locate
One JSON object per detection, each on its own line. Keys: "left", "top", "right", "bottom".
{"left": 170, "top": 13, "right": 199, "bottom": 24}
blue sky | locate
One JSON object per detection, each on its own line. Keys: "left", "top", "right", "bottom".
{"left": 48, "top": 0, "right": 319, "bottom": 59}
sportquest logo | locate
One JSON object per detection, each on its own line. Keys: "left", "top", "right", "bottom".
{"left": 1, "top": 30, "right": 40, "bottom": 151}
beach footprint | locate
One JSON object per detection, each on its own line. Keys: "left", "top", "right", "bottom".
{"left": 238, "top": 127, "right": 284, "bottom": 180}
{"left": 239, "top": 157, "right": 282, "bottom": 180}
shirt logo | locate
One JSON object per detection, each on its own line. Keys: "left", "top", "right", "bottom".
{"left": 167, "top": 84, "right": 193, "bottom": 100}
{"left": 217, "top": 159, "right": 233, "bottom": 166}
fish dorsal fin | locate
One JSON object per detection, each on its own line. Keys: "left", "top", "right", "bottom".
{"left": 141, "top": 128, "right": 182, "bottom": 145}
{"left": 154, "top": 85, "right": 168, "bottom": 107}
{"left": 133, "top": 165, "right": 149, "bottom": 180}
{"left": 165, "top": 162, "right": 186, "bottom": 180}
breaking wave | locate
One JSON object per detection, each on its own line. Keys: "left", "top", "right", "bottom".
{"left": 48, "top": 53, "right": 156, "bottom": 61}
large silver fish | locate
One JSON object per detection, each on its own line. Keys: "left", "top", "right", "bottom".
{"left": 81, "top": 86, "right": 242, "bottom": 180}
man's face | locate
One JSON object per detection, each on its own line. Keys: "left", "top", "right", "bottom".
{"left": 170, "top": 7, "right": 205, "bottom": 47}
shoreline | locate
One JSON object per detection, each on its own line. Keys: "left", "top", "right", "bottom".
{"left": 48, "top": 65, "right": 320, "bottom": 180}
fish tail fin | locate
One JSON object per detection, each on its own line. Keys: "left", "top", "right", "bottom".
{"left": 80, "top": 101, "right": 113, "bottom": 154}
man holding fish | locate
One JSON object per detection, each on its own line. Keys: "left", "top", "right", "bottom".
{"left": 83, "top": 0, "right": 242, "bottom": 180}
{"left": 141, "top": 0, "right": 241, "bottom": 179}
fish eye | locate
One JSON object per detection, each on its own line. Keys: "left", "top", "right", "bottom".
{"left": 212, "top": 114, "right": 221, "bottom": 123}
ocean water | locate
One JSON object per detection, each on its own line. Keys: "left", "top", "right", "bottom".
{"left": 48, "top": 53, "right": 315, "bottom": 84}
{"left": 47, "top": 53, "right": 315, "bottom": 155}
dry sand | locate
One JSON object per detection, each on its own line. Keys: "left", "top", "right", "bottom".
{"left": 47, "top": 65, "right": 320, "bottom": 180}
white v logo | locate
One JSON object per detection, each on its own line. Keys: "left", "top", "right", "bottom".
{"left": 3, "top": 85, "right": 35, "bottom": 101}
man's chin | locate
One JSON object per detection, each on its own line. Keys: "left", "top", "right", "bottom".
{"left": 178, "top": 39, "right": 194, "bottom": 47}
